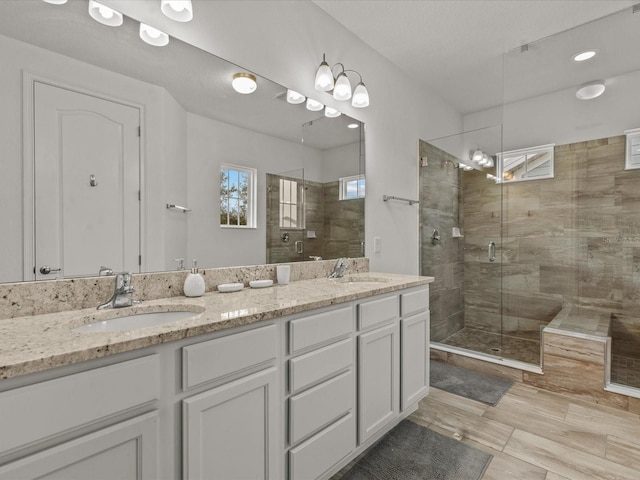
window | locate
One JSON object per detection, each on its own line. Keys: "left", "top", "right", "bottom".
{"left": 220, "top": 165, "right": 256, "bottom": 228}
{"left": 279, "top": 178, "right": 304, "bottom": 229}
{"left": 339, "top": 174, "right": 366, "bottom": 200}
{"left": 497, "top": 144, "right": 554, "bottom": 183}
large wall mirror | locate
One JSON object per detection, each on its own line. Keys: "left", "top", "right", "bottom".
{"left": 0, "top": 0, "right": 365, "bottom": 284}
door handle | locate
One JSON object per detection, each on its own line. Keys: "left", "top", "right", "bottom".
{"left": 488, "top": 242, "right": 496, "bottom": 262}
{"left": 39, "top": 266, "right": 62, "bottom": 274}
{"left": 295, "top": 241, "right": 304, "bottom": 254}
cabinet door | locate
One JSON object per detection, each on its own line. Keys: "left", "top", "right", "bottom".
{"left": 183, "top": 367, "right": 278, "bottom": 480}
{"left": 357, "top": 322, "right": 399, "bottom": 445}
{"left": 0, "top": 412, "right": 158, "bottom": 480}
{"left": 401, "top": 311, "right": 430, "bottom": 411}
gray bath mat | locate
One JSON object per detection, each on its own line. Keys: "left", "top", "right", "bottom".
{"left": 430, "top": 360, "right": 514, "bottom": 406}
{"left": 339, "top": 419, "right": 492, "bottom": 480}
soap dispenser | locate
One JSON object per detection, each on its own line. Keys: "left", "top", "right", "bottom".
{"left": 183, "top": 260, "right": 205, "bottom": 297}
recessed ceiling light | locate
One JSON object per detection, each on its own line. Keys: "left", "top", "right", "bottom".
{"left": 42, "top": 0, "right": 68, "bottom": 4}
{"left": 573, "top": 50, "right": 597, "bottom": 62}
{"left": 347, "top": 123, "right": 359, "bottom": 129}
{"left": 232, "top": 73, "right": 257, "bottom": 94}
{"left": 576, "top": 80, "right": 605, "bottom": 100}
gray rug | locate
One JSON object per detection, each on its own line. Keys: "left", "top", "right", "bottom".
{"left": 340, "top": 420, "right": 492, "bottom": 480}
{"left": 430, "top": 361, "right": 514, "bottom": 406}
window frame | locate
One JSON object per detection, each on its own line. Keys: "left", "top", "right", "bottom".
{"left": 497, "top": 144, "right": 555, "bottom": 184}
{"left": 278, "top": 177, "right": 305, "bottom": 230}
{"left": 338, "top": 174, "right": 366, "bottom": 200}
{"left": 219, "top": 164, "right": 257, "bottom": 229}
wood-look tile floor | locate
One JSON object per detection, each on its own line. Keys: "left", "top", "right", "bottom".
{"left": 409, "top": 383, "right": 640, "bottom": 480}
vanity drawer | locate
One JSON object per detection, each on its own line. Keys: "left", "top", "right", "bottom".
{"left": 400, "top": 288, "right": 429, "bottom": 317}
{"left": 0, "top": 355, "right": 159, "bottom": 455}
{"left": 289, "top": 338, "right": 353, "bottom": 394}
{"left": 358, "top": 295, "right": 398, "bottom": 331}
{"left": 289, "top": 306, "right": 352, "bottom": 354}
{"left": 182, "top": 324, "right": 277, "bottom": 390}
{"left": 289, "top": 411, "right": 355, "bottom": 480}
{"left": 289, "top": 369, "right": 353, "bottom": 445}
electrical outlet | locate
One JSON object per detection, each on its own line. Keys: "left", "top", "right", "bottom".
{"left": 373, "top": 236, "right": 381, "bottom": 253}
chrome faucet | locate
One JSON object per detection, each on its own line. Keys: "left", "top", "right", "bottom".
{"left": 98, "top": 266, "right": 114, "bottom": 276}
{"left": 329, "top": 257, "right": 349, "bottom": 279}
{"left": 97, "top": 272, "right": 138, "bottom": 309}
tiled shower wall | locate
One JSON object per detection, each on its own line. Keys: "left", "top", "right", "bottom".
{"left": 463, "top": 135, "right": 640, "bottom": 341}
{"left": 266, "top": 174, "right": 364, "bottom": 264}
{"left": 419, "top": 141, "right": 465, "bottom": 342}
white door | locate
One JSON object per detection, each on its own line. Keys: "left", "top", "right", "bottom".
{"left": 33, "top": 81, "right": 140, "bottom": 280}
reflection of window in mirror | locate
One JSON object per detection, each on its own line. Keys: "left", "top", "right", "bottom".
{"left": 220, "top": 165, "right": 257, "bottom": 228}
{"left": 497, "top": 144, "right": 554, "bottom": 183}
{"left": 279, "top": 179, "right": 305, "bottom": 229}
{"left": 339, "top": 174, "right": 366, "bottom": 200}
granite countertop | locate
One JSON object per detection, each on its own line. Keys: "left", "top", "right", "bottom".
{"left": 0, "top": 273, "right": 432, "bottom": 380}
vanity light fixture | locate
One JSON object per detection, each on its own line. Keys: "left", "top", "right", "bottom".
{"left": 324, "top": 106, "right": 341, "bottom": 118}
{"left": 286, "top": 89, "right": 306, "bottom": 104}
{"left": 314, "top": 53, "right": 370, "bottom": 108}
{"left": 161, "top": 0, "right": 193, "bottom": 22}
{"left": 88, "top": 0, "right": 123, "bottom": 27}
{"left": 232, "top": 73, "right": 257, "bottom": 94}
{"left": 306, "top": 98, "right": 324, "bottom": 111}
{"left": 573, "top": 50, "right": 597, "bottom": 62}
{"left": 42, "top": 0, "right": 68, "bottom": 4}
{"left": 576, "top": 80, "right": 605, "bottom": 100}
{"left": 139, "top": 23, "right": 169, "bottom": 46}
{"left": 471, "top": 148, "right": 484, "bottom": 163}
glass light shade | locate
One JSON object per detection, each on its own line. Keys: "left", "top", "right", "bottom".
{"left": 43, "top": 0, "right": 68, "bottom": 4}
{"left": 139, "top": 23, "right": 169, "bottom": 46}
{"left": 306, "top": 98, "right": 324, "bottom": 111}
{"left": 471, "top": 149, "right": 483, "bottom": 163}
{"left": 480, "top": 153, "right": 490, "bottom": 167}
{"left": 88, "top": 0, "right": 123, "bottom": 27}
{"left": 351, "top": 82, "right": 369, "bottom": 108}
{"left": 286, "top": 89, "right": 305, "bottom": 104}
{"left": 333, "top": 72, "right": 352, "bottom": 101}
{"left": 161, "top": 0, "right": 193, "bottom": 22}
{"left": 324, "top": 106, "right": 341, "bottom": 118}
{"left": 314, "top": 56, "right": 334, "bottom": 92}
{"left": 486, "top": 156, "right": 495, "bottom": 168}
{"left": 232, "top": 73, "right": 257, "bottom": 94}
{"left": 576, "top": 81, "right": 605, "bottom": 100}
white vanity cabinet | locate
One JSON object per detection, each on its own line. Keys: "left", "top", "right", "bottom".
{"left": 181, "top": 323, "right": 280, "bottom": 480}
{"left": 286, "top": 306, "right": 356, "bottom": 480}
{"left": 0, "top": 356, "right": 161, "bottom": 480}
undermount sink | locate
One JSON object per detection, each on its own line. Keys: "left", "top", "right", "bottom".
{"left": 334, "top": 276, "right": 390, "bottom": 284}
{"left": 73, "top": 310, "right": 200, "bottom": 333}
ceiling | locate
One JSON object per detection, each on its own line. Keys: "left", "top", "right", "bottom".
{"left": 313, "top": 0, "right": 638, "bottom": 115}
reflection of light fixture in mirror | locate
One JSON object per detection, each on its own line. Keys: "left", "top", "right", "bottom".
{"left": 232, "top": 73, "right": 257, "bottom": 94}
{"left": 573, "top": 50, "right": 597, "bottom": 62}
{"left": 161, "top": 0, "right": 193, "bottom": 22}
{"left": 576, "top": 80, "right": 605, "bottom": 100}
{"left": 314, "top": 54, "right": 334, "bottom": 92}
{"left": 480, "top": 153, "right": 494, "bottom": 168}
{"left": 140, "top": 23, "right": 169, "bottom": 46}
{"left": 471, "top": 148, "right": 483, "bottom": 163}
{"left": 306, "top": 98, "right": 324, "bottom": 111}
{"left": 286, "top": 89, "right": 305, "bottom": 104}
{"left": 459, "top": 162, "right": 474, "bottom": 171}
{"left": 347, "top": 123, "right": 359, "bottom": 129}
{"left": 325, "top": 106, "right": 341, "bottom": 118}
{"left": 42, "top": 0, "right": 68, "bottom": 4}
{"left": 88, "top": 0, "right": 123, "bottom": 27}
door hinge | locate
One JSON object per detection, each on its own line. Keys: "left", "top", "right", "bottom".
{"left": 138, "top": 190, "right": 141, "bottom": 201}
{"left": 137, "top": 126, "right": 141, "bottom": 137}
{"left": 139, "top": 255, "right": 142, "bottom": 266}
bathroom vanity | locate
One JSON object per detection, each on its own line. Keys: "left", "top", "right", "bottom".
{"left": 0, "top": 273, "right": 431, "bottom": 479}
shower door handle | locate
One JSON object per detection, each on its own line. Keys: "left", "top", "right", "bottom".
{"left": 488, "top": 242, "right": 496, "bottom": 262}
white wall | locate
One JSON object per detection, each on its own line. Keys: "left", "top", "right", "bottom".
{"left": 104, "top": 0, "right": 463, "bottom": 274}
{"left": 186, "top": 112, "right": 324, "bottom": 268}
{"left": 321, "top": 142, "right": 361, "bottom": 183}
